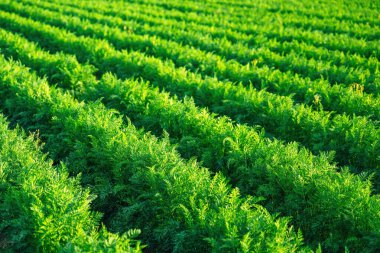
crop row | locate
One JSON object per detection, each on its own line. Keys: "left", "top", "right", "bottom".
{"left": 59, "top": 0, "right": 380, "bottom": 94}
{"left": 27, "top": 0, "right": 380, "bottom": 97}
{"left": 96, "top": 0, "right": 380, "bottom": 41}
{"left": 0, "top": 114, "right": 142, "bottom": 252}
{"left": 12, "top": 0, "right": 380, "bottom": 115}
{"left": 85, "top": 0, "right": 380, "bottom": 73}
{"left": 0, "top": 9, "right": 378, "bottom": 172}
{"left": 43, "top": 0, "right": 380, "bottom": 72}
{"left": 80, "top": 2, "right": 378, "bottom": 90}
{"left": 0, "top": 27, "right": 379, "bottom": 252}
{"left": 0, "top": 53, "right": 311, "bottom": 253}
{"left": 128, "top": 0, "right": 380, "bottom": 28}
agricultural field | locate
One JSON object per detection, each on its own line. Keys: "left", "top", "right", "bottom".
{"left": 0, "top": 0, "right": 379, "bottom": 252}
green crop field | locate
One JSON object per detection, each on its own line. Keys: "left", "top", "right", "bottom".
{"left": 0, "top": 0, "right": 379, "bottom": 252}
